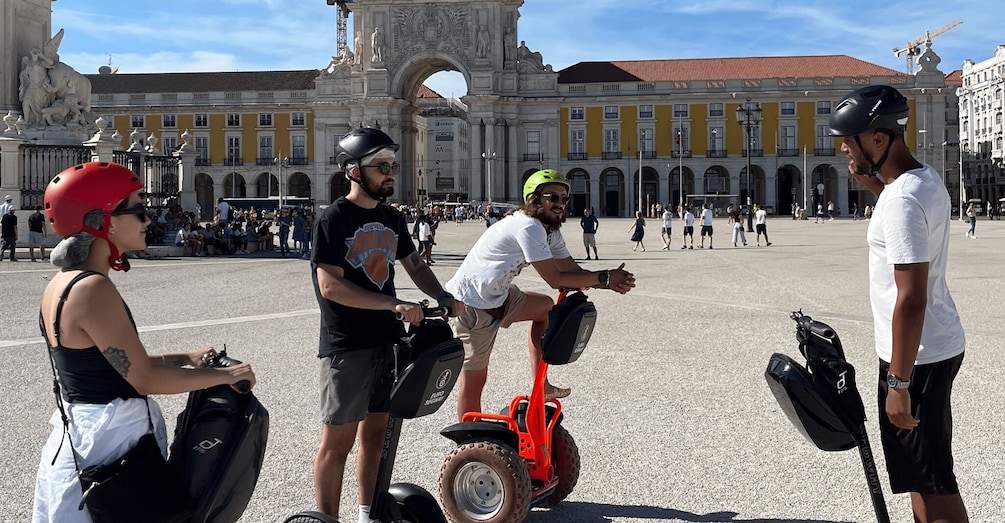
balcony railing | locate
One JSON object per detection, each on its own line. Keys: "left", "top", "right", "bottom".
{"left": 602, "top": 152, "right": 622, "bottom": 160}
{"left": 640, "top": 151, "right": 657, "bottom": 159}
{"left": 289, "top": 157, "right": 309, "bottom": 166}
{"left": 814, "top": 148, "right": 836, "bottom": 156}
{"left": 523, "top": 153, "right": 542, "bottom": 162}
{"left": 706, "top": 150, "right": 727, "bottom": 158}
{"left": 567, "top": 152, "right": 588, "bottom": 160}
{"left": 195, "top": 158, "right": 211, "bottom": 166}
{"left": 671, "top": 150, "right": 692, "bottom": 158}
{"left": 777, "top": 148, "right": 800, "bottom": 157}
{"left": 741, "top": 149, "right": 764, "bottom": 157}
{"left": 224, "top": 158, "right": 243, "bottom": 166}
{"left": 256, "top": 157, "right": 276, "bottom": 166}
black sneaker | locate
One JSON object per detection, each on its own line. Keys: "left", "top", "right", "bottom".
{"left": 766, "top": 242, "right": 772, "bottom": 246}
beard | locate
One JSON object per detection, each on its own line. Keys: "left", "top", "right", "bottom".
{"left": 534, "top": 205, "right": 564, "bottom": 229}
{"left": 364, "top": 178, "right": 394, "bottom": 200}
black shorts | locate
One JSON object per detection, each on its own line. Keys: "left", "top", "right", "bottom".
{"left": 683, "top": 226, "right": 694, "bottom": 237}
{"left": 319, "top": 345, "right": 395, "bottom": 425}
{"left": 700, "top": 225, "right": 713, "bottom": 237}
{"left": 877, "top": 352, "right": 964, "bottom": 495}
{"left": 756, "top": 224, "right": 767, "bottom": 234}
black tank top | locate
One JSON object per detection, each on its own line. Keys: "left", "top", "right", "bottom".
{"left": 39, "top": 271, "right": 144, "bottom": 404}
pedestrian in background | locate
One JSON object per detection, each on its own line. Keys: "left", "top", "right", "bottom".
{"left": 965, "top": 203, "right": 976, "bottom": 238}
{"left": 28, "top": 205, "right": 48, "bottom": 261}
{"left": 0, "top": 207, "right": 18, "bottom": 261}
{"left": 580, "top": 207, "right": 599, "bottom": 260}
{"left": 628, "top": 210, "right": 646, "bottom": 252}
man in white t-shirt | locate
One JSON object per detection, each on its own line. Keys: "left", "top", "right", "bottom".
{"left": 754, "top": 207, "right": 772, "bottom": 246}
{"left": 447, "top": 170, "right": 636, "bottom": 421}
{"left": 217, "top": 197, "right": 230, "bottom": 227}
{"left": 829, "top": 85, "right": 967, "bottom": 520}
{"left": 681, "top": 206, "right": 695, "bottom": 249}
{"left": 660, "top": 206, "right": 674, "bottom": 250}
{"left": 698, "top": 203, "right": 714, "bottom": 249}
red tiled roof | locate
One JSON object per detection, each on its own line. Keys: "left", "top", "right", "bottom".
{"left": 417, "top": 85, "right": 443, "bottom": 99}
{"left": 86, "top": 70, "right": 319, "bottom": 94}
{"left": 558, "top": 55, "right": 904, "bottom": 83}
{"left": 945, "top": 69, "right": 963, "bottom": 87}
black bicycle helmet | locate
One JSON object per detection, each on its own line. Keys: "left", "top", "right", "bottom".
{"left": 827, "top": 85, "right": 910, "bottom": 137}
{"left": 334, "top": 127, "right": 400, "bottom": 172}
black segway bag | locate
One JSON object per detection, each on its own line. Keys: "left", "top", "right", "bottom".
{"left": 390, "top": 320, "right": 464, "bottom": 419}
{"left": 169, "top": 385, "right": 270, "bottom": 523}
{"left": 542, "top": 291, "right": 597, "bottom": 365}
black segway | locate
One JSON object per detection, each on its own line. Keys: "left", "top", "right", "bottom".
{"left": 287, "top": 304, "right": 464, "bottom": 523}
{"left": 764, "top": 311, "right": 890, "bottom": 523}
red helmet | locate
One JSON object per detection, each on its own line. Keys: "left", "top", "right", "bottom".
{"left": 44, "top": 162, "right": 143, "bottom": 270}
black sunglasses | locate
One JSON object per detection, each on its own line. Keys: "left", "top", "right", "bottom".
{"left": 112, "top": 203, "right": 150, "bottom": 222}
{"left": 539, "top": 192, "right": 570, "bottom": 205}
{"left": 362, "top": 162, "right": 400, "bottom": 175}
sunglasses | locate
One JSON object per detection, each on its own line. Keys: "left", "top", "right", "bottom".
{"left": 112, "top": 203, "right": 150, "bottom": 222}
{"left": 362, "top": 162, "right": 400, "bottom": 175}
{"left": 539, "top": 193, "right": 570, "bottom": 205}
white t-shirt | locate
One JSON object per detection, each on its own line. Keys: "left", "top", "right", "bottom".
{"left": 683, "top": 211, "right": 694, "bottom": 227}
{"left": 755, "top": 209, "right": 767, "bottom": 225}
{"left": 217, "top": 201, "right": 230, "bottom": 220}
{"left": 175, "top": 229, "right": 186, "bottom": 244}
{"left": 447, "top": 212, "right": 571, "bottom": 309}
{"left": 418, "top": 221, "right": 432, "bottom": 241}
{"left": 867, "top": 164, "right": 965, "bottom": 365}
{"left": 700, "top": 208, "right": 713, "bottom": 226}
{"left": 662, "top": 210, "right": 673, "bottom": 229}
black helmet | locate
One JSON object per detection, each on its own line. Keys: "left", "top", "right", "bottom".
{"left": 828, "top": 85, "right": 910, "bottom": 137}
{"left": 334, "top": 127, "right": 399, "bottom": 171}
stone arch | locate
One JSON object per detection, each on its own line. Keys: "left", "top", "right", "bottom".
{"left": 567, "top": 168, "right": 591, "bottom": 215}
{"left": 391, "top": 53, "right": 473, "bottom": 102}
{"left": 223, "top": 172, "right": 246, "bottom": 198}
{"left": 704, "top": 165, "right": 731, "bottom": 197}
{"left": 600, "top": 167, "right": 624, "bottom": 217}
{"left": 776, "top": 164, "right": 802, "bottom": 215}
{"left": 632, "top": 166, "right": 660, "bottom": 215}
{"left": 669, "top": 166, "right": 695, "bottom": 208}
{"left": 195, "top": 173, "right": 214, "bottom": 220}
{"left": 811, "top": 164, "right": 839, "bottom": 212}
{"left": 288, "top": 172, "right": 311, "bottom": 198}
{"left": 738, "top": 165, "right": 766, "bottom": 207}
{"left": 255, "top": 172, "right": 279, "bottom": 199}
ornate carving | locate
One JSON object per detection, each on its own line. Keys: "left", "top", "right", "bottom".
{"left": 18, "top": 29, "right": 93, "bottom": 129}
{"left": 392, "top": 5, "right": 471, "bottom": 68}
{"left": 516, "top": 41, "right": 552, "bottom": 73}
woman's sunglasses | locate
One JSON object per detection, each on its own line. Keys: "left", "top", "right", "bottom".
{"left": 112, "top": 203, "right": 150, "bottom": 222}
{"left": 362, "top": 162, "right": 401, "bottom": 175}
{"left": 539, "top": 193, "right": 570, "bottom": 205}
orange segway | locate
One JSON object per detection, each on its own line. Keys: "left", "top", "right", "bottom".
{"left": 438, "top": 290, "right": 597, "bottom": 523}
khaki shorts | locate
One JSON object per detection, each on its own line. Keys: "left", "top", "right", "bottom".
{"left": 583, "top": 233, "right": 596, "bottom": 249}
{"left": 450, "top": 286, "right": 528, "bottom": 371}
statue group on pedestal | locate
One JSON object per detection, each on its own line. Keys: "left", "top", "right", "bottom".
{"left": 17, "top": 29, "right": 93, "bottom": 129}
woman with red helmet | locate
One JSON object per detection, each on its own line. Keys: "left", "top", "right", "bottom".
{"left": 33, "top": 162, "right": 257, "bottom": 521}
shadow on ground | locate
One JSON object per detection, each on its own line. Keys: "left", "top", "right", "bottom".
{"left": 528, "top": 502, "right": 851, "bottom": 523}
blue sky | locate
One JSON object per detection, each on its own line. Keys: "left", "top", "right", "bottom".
{"left": 51, "top": 0, "right": 1001, "bottom": 99}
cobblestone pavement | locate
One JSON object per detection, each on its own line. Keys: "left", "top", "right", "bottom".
{"left": 2, "top": 216, "right": 1002, "bottom": 522}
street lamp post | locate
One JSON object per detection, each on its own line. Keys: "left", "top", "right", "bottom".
{"left": 918, "top": 129, "right": 928, "bottom": 164}
{"left": 482, "top": 151, "right": 496, "bottom": 204}
{"left": 638, "top": 131, "right": 644, "bottom": 216}
{"left": 275, "top": 155, "right": 289, "bottom": 209}
{"left": 735, "top": 98, "right": 761, "bottom": 232}
{"left": 681, "top": 125, "right": 688, "bottom": 212}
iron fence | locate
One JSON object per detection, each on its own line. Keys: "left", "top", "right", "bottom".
{"left": 18, "top": 144, "right": 92, "bottom": 209}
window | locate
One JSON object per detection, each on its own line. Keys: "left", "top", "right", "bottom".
{"left": 259, "top": 113, "right": 273, "bottom": 127}
{"left": 709, "top": 103, "right": 723, "bottom": 117}
{"left": 638, "top": 105, "right": 653, "bottom": 119}
{"left": 816, "top": 101, "right": 832, "bottom": 115}
{"left": 162, "top": 136, "right": 177, "bottom": 152}
{"left": 604, "top": 129, "right": 619, "bottom": 152}
{"left": 604, "top": 106, "right": 619, "bottom": 119}
{"left": 131, "top": 115, "right": 145, "bottom": 128}
{"left": 291, "top": 112, "right": 306, "bottom": 126}
{"left": 639, "top": 128, "right": 654, "bottom": 152}
{"left": 674, "top": 127, "right": 689, "bottom": 151}
{"left": 227, "top": 136, "right": 241, "bottom": 160}
{"left": 195, "top": 113, "right": 208, "bottom": 127}
{"left": 227, "top": 113, "right": 241, "bottom": 127}
{"left": 674, "top": 104, "right": 688, "bottom": 118}
{"left": 709, "top": 127, "right": 723, "bottom": 151}
{"left": 195, "top": 137, "right": 209, "bottom": 160}
{"left": 259, "top": 136, "right": 273, "bottom": 162}
{"left": 292, "top": 135, "right": 307, "bottom": 162}
{"left": 815, "top": 125, "right": 833, "bottom": 154}
{"left": 570, "top": 130, "right": 585, "bottom": 154}
{"left": 780, "top": 126, "right": 796, "bottom": 154}
{"left": 162, "top": 114, "right": 177, "bottom": 128}
{"left": 526, "top": 131, "right": 541, "bottom": 156}
{"left": 781, "top": 101, "right": 796, "bottom": 116}
{"left": 570, "top": 107, "right": 584, "bottom": 120}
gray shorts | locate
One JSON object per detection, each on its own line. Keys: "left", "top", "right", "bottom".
{"left": 29, "top": 231, "right": 44, "bottom": 247}
{"left": 319, "top": 346, "right": 395, "bottom": 426}
{"left": 582, "top": 233, "right": 596, "bottom": 248}
{"left": 450, "top": 286, "right": 528, "bottom": 371}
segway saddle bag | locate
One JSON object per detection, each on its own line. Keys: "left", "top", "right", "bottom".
{"left": 542, "top": 291, "right": 597, "bottom": 365}
{"left": 169, "top": 385, "right": 270, "bottom": 523}
{"left": 390, "top": 337, "right": 464, "bottom": 419}
{"left": 765, "top": 353, "right": 860, "bottom": 452}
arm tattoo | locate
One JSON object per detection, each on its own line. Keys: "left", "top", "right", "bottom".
{"left": 408, "top": 252, "right": 422, "bottom": 266}
{"left": 102, "top": 346, "right": 132, "bottom": 378}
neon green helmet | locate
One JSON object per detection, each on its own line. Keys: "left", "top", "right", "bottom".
{"left": 522, "top": 169, "right": 571, "bottom": 202}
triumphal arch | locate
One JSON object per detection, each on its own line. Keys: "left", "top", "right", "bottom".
{"left": 314, "top": 0, "right": 559, "bottom": 204}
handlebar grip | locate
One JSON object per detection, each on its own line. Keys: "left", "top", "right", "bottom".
{"left": 395, "top": 306, "right": 450, "bottom": 321}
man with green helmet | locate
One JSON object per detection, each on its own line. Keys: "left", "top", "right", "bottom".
{"left": 445, "top": 169, "right": 636, "bottom": 421}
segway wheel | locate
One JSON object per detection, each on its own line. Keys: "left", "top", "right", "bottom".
{"left": 535, "top": 424, "right": 580, "bottom": 508}
{"left": 283, "top": 511, "right": 340, "bottom": 523}
{"left": 439, "top": 440, "right": 531, "bottom": 523}
{"left": 390, "top": 482, "right": 447, "bottom": 523}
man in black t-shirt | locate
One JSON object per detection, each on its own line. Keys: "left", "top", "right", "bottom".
{"left": 27, "top": 206, "right": 47, "bottom": 261}
{"left": 310, "top": 128, "right": 463, "bottom": 522}
{"left": 0, "top": 208, "right": 17, "bottom": 261}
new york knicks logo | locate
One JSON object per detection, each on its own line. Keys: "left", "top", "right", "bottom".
{"left": 345, "top": 222, "right": 398, "bottom": 289}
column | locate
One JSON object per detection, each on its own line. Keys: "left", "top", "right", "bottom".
{"left": 485, "top": 120, "right": 495, "bottom": 202}
{"left": 507, "top": 119, "right": 518, "bottom": 202}
{"left": 469, "top": 118, "right": 482, "bottom": 201}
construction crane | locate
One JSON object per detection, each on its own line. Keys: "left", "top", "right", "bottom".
{"left": 326, "top": 0, "right": 353, "bottom": 57}
{"left": 893, "top": 20, "right": 962, "bottom": 75}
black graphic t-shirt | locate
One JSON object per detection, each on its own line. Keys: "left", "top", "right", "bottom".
{"left": 311, "top": 197, "right": 416, "bottom": 356}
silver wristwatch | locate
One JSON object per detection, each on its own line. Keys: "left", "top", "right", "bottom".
{"left": 886, "top": 373, "right": 911, "bottom": 390}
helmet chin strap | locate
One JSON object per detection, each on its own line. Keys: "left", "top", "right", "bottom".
{"left": 854, "top": 132, "right": 893, "bottom": 176}
{"left": 81, "top": 212, "right": 131, "bottom": 272}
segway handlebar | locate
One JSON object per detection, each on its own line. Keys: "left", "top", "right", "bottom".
{"left": 395, "top": 302, "right": 450, "bottom": 321}
{"left": 790, "top": 309, "right": 836, "bottom": 342}
{"left": 203, "top": 345, "right": 252, "bottom": 393}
